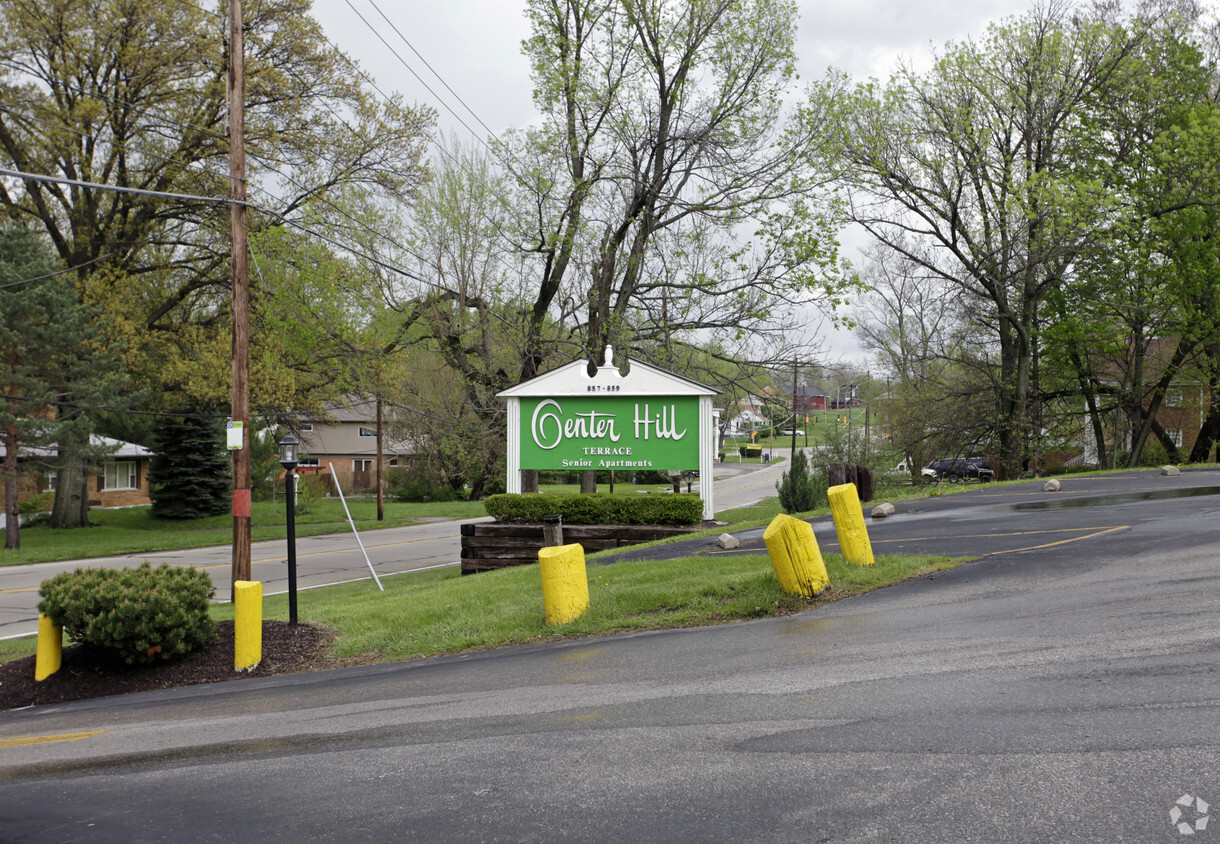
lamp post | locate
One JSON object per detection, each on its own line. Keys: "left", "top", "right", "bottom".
{"left": 278, "top": 433, "right": 299, "bottom": 626}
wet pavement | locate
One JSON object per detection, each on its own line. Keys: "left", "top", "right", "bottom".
{"left": 602, "top": 468, "right": 1220, "bottom": 564}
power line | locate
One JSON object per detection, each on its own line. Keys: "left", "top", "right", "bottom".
{"left": 0, "top": 253, "right": 113, "bottom": 291}
{"left": 0, "top": 166, "right": 230, "bottom": 205}
{"left": 340, "top": 0, "right": 488, "bottom": 152}
{"left": 361, "top": 0, "right": 500, "bottom": 140}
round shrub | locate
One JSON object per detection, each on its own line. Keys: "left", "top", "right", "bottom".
{"left": 38, "top": 562, "right": 217, "bottom": 665}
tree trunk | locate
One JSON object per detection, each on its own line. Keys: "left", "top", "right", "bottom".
{"left": 521, "top": 469, "right": 539, "bottom": 494}
{"left": 580, "top": 469, "right": 597, "bottom": 494}
{"left": 50, "top": 449, "right": 89, "bottom": 529}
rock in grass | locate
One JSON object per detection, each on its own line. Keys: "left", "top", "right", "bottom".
{"left": 717, "top": 533, "right": 741, "bottom": 550}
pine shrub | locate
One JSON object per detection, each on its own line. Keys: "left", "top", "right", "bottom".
{"left": 776, "top": 448, "right": 821, "bottom": 514}
{"left": 38, "top": 562, "right": 217, "bottom": 664}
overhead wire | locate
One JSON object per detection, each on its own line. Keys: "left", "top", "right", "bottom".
{"left": 365, "top": 0, "right": 501, "bottom": 143}
{"left": 340, "top": 0, "right": 493, "bottom": 155}
{"left": 0, "top": 253, "right": 113, "bottom": 290}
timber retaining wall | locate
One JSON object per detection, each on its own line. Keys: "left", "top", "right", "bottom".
{"left": 461, "top": 522, "right": 704, "bottom": 574}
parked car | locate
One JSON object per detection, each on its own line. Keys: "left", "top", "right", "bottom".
{"left": 921, "top": 457, "right": 994, "bottom": 483}
{"left": 780, "top": 429, "right": 806, "bottom": 436}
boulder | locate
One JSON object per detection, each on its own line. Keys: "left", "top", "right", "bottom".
{"left": 1043, "top": 479, "right": 1061, "bottom": 492}
{"left": 1161, "top": 465, "right": 1181, "bottom": 477}
{"left": 871, "top": 502, "right": 896, "bottom": 519}
{"left": 717, "top": 533, "right": 741, "bottom": 550}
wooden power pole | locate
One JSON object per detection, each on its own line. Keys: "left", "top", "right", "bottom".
{"left": 790, "top": 360, "right": 798, "bottom": 454}
{"left": 376, "top": 398, "right": 384, "bottom": 521}
{"left": 229, "top": 0, "right": 252, "bottom": 592}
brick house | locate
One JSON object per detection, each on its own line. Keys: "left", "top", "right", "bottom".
{"left": 292, "top": 396, "right": 419, "bottom": 493}
{"left": 1, "top": 436, "right": 154, "bottom": 529}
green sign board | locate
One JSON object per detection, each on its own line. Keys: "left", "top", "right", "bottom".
{"left": 519, "top": 396, "right": 699, "bottom": 471}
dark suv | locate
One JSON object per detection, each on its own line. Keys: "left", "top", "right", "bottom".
{"left": 921, "top": 457, "right": 994, "bottom": 483}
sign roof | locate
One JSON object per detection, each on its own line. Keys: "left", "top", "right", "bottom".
{"left": 497, "top": 346, "right": 717, "bottom": 398}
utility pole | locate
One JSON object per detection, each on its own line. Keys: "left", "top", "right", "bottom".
{"left": 229, "top": 0, "right": 252, "bottom": 593}
{"left": 790, "top": 360, "right": 798, "bottom": 455}
{"left": 376, "top": 397, "right": 384, "bottom": 521}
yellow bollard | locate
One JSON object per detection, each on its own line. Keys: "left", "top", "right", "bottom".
{"left": 539, "top": 543, "right": 589, "bottom": 625}
{"left": 763, "top": 514, "right": 830, "bottom": 597}
{"left": 35, "top": 613, "right": 62, "bottom": 681}
{"left": 234, "top": 580, "right": 263, "bottom": 672}
{"left": 828, "top": 483, "right": 875, "bottom": 566}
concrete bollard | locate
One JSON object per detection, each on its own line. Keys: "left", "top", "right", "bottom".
{"left": 539, "top": 543, "right": 589, "bottom": 624}
{"left": 234, "top": 580, "right": 263, "bottom": 672}
{"left": 828, "top": 483, "right": 875, "bottom": 566}
{"left": 35, "top": 613, "right": 63, "bottom": 682}
{"left": 763, "top": 514, "right": 830, "bottom": 597}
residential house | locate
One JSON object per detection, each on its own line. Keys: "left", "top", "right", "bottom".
{"left": 794, "top": 383, "right": 829, "bottom": 412}
{"left": 1, "top": 435, "right": 154, "bottom": 529}
{"left": 1078, "top": 337, "right": 1208, "bottom": 467}
{"left": 723, "top": 395, "right": 770, "bottom": 437}
{"left": 293, "top": 396, "right": 419, "bottom": 493}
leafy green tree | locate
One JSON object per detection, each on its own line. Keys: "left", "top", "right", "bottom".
{"left": 0, "top": 0, "right": 435, "bottom": 513}
{"left": 0, "top": 226, "right": 124, "bottom": 545}
{"left": 508, "top": 0, "right": 852, "bottom": 368}
{"left": 828, "top": 5, "right": 1185, "bottom": 477}
{"left": 147, "top": 414, "right": 231, "bottom": 519}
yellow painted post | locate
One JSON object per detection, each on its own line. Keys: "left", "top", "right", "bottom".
{"left": 828, "top": 483, "right": 875, "bottom": 566}
{"left": 234, "top": 580, "right": 262, "bottom": 672}
{"left": 539, "top": 543, "right": 589, "bottom": 624}
{"left": 763, "top": 514, "right": 829, "bottom": 597}
{"left": 34, "top": 614, "right": 62, "bottom": 681}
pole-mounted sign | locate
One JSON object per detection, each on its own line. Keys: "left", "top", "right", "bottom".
{"left": 498, "top": 347, "right": 719, "bottom": 519}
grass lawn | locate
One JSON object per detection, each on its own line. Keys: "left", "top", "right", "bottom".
{"left": 202, "top": 547, "right": 960, "bottom": 662}
{"left": 0, "top": 498, "right": 485, "bottom": 567}
{"left": 1, "top": 546, "right": 962, "bottom": 665}
{"left": 0, "top": 482, "right": 683, "bottom": 567}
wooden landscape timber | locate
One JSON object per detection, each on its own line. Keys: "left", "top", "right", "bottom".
{"left": 460, "top": 522, "right": 705, "bottom": 574}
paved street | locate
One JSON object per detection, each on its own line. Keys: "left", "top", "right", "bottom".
{"left": 1, "top": 469, "right": 1218, "bottom": 841}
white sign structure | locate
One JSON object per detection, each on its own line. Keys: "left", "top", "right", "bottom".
{"left": 498, "top": 347, "right": 719, "bottom": 520}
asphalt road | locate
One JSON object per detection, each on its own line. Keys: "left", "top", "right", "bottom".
{"left": 0, "top": 453, "right": 789, "bottom": 640}
{"left": 1, "top": 468, "right": 1218, "bottom": 841}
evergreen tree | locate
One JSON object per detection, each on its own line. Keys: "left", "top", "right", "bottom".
{"left": 776, "top": 449, "right": 819, "bottom": 514}
{"left": 148, "top": 415, "right": 231, "bottom": 519}
{"left": 0, "top": 226, "right": 124, "bottom": 548}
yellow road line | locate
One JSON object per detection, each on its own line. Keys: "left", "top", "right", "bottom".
{"left": 867, "top": 526, "right": 1128, "bottom": 545}
{"left": 0, "top": 729, "right": 108, "bottom": 749}
{"left": 980, "top": 526, "right": 1130, "bottom": 557}
{"left": 707, "top": 524, "right": 1129, "bottom": 554}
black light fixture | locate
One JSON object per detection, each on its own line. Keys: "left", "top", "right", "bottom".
{"left": 278, "top": 433, "right": 300, "bottom": 625}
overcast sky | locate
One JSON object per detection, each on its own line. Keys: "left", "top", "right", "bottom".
{"left": 308, "top": 0, "right": 1031, "bottom": 361}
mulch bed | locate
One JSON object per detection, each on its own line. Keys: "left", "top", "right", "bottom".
{"left": 0, "top": 621, "right": 365, "bottom": 711}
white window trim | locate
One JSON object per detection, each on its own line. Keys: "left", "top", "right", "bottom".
{"left": 104, "top": 460, "right": 138, "bottom": 491}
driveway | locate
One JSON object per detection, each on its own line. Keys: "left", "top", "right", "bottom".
{"left": 1, "top": 469, "right": 1218, "bottom": 841}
